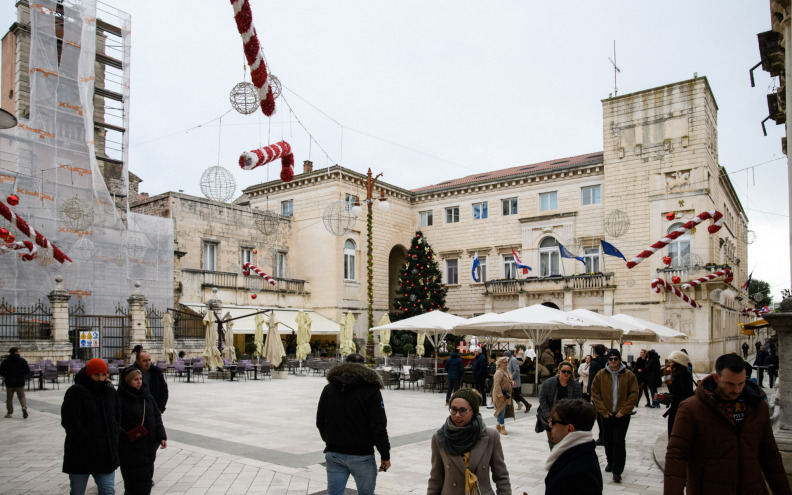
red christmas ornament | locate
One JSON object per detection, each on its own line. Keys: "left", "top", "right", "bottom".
{"left": 6, "top": 195, "right": 19, "bottom": 206}
{"left": 671, "top": 276, "right": 681, "bottom": 284}
{"left": 662, "top": 256, "right": 672, "bottom": 265}
{"left": 666, "top": 212, "right": 676, "bottom": 221}
{"left": 251, "top": 293, "right": 257, "bottom": 299}
{"left": 5, "top": 234, "right": 14, "bottom": 243}
{"left": 0, "top": 228, "right": 7, "bottom": 237}
{"left": 253, "top": 249, "right": 257, "bottom": 254}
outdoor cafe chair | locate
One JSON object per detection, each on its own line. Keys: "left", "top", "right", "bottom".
{"left": 423, "top": 371, "right": 437, "bottom": 393}
{"left": 42, "top": 366, "right": 60, "bottom": 390}
{"left": 235, "top": 362, "right": 247, "bottom": 381}
{"left": 404, "top": 369, "right": 423, "bottom": 390}
{"left": 107, "top": 365, "right": 119, "bottom": 383}
{"left": 56, "top": 360, "right": 70, "bottom": 379}
{"left": 173, "top": 361, "right": 186, "bottom": 381}
{"left": 191, "top": 363, "right": 205, "bottom": 383}
{"left": 260, "top": 361, "right": 271, "bottom": 380}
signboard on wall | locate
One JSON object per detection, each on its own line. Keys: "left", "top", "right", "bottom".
{"left": 79, "top": 331, "right": 99, "bottom": 348}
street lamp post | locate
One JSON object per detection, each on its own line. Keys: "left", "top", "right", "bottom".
{"left": 351, "top": 168, "right": 390, "bottom": 364}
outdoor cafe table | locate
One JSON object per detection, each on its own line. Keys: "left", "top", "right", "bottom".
{"left": 184, "top": 364, "right": 193, "bottom": 383}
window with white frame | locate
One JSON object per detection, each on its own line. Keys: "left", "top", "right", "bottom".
{"left": 241, "top": 247, "right": 253, "bottom": 269}
{"left": 581, "top": 185, "right": 601, "bottom": 205}
{"left": 281, "top": 199, "right": 293, "bottom": 217}
{"left": 472, "top": 201, "right": 488, "bottom": 220}
{"left": 474, "top": 256, "right": 487, "bottom": 283}
{"left": 203, "top": 242, "right": 217, "bottom": 271}
{"left": 503, "top": 254, "right": 516, "bottom": 279}
{"left": 274, "top": 251, "right": 287, "bottom": 278}
{"left": 344, "top": 239, "right": 356, "bottom": 280}
{"left": 445, "top": 206, "right": 460, "bottom": 223}
{"left": 502, "top": 198, "right": 518, "bottom": 216}
{"left": 667, "top": 222, "right": 691, "bottom": 266}
{"left": 446, "top": 259, "right": 459, "bottom": 284}
{"left": 583, "top": 247, "right": 600, "bottom": 273}
{"left": 419, "top": 210, "right": 433, "bottom": 227}
{"left": 540, "top": 192, "right": 558, "bottom": 211}
{"left": 345, "top": 193, "right": 356, "bottom": 211}
{"left": 539, "top": 237, "right": 560, "bottom": 276}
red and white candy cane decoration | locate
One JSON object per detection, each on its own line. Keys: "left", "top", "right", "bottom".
{"left": 0, "top": 240, "right": 37, "bottom": 260}
{"left": 230, "top": 0, "right": 276, "bottom": 116}
{"left": 741, "top": 308, "right": 764, "bottom": 317}
{"left": 626, "top": 210, "right": 723, "bottom": 269}
{"left": 239, "top": 141, "right": 295, "bottom": 182}
{"left": 242, "top": 262, "right": 276, "bottom": 286}
{"left": 680, "top": 269, "right": 733, "bottom": 290}
{"left": 0, "top": 200, "right": 71, "bottom": 265}
{"left": 651, "top": 278, "right": 701, "bottom": 309}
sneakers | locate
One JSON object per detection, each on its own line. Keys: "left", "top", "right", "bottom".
{"left": 486, "top": 404, "right": 495, "bottom": 409}
{"left": 516, "top": 402, "right": 522, "bottom": 410}
{"left": 613, "top": 474, "right": 622, "bottom": 483}
{"left": 22, "top": 409, "right": 28, "bottom": 419}
{"left": 4, "top": 413, "right": 11, "bottom": 418}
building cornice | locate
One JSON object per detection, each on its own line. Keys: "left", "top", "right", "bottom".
{"left": 518, "top": 212, "right": 577, "bottom": 224}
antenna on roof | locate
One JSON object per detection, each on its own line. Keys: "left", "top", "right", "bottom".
{"left": 608, "top": 40, "right": 621, "bottom": 96}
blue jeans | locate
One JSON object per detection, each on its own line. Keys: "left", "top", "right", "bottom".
{"left": 325, "top": 452, "right": 377, "bottom": 495}
{"left": 650, "top": 387, "right": 659, "bottom": 407}
{"left": 497, "top": 406, "right": 506, "bottom": 425}
{"left": 69, "top": 473, "right": 115, "bottom": 495}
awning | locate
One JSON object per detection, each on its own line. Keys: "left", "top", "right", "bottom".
{"left": 181, "top": 303, "right": 340, "bottom": 335}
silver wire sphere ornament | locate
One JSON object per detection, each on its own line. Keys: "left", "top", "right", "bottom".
{"left": 745, "top": 230, "right": 757, "bottom": 245}
{"left": 123, "top": 233, "right": 149, "bottom": 260}
{"left": 229, "top": 82, "right": 259, "bottom": 115}
{"left": 269, "top": 74, "right": 282, "bottom": 99}
{"left": 255, "top": 209, "right": 281, "bottom": 236}
{"left": 322, "top": 200, "right": 357, "bottom": 236}
{"left": 604, "top": 209, "right": 630, "bottom": 238}
{"left": 71, "top": 237, "right": 95, "bottom": 259}
{"left": 200, "top": 166, "right": 237, "bottom": 203}
{"left": 59, "top": 196, "right": 94, "bottom": 231}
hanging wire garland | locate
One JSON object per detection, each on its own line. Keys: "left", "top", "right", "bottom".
{"left": 675, "top": 252, "right": 704, "bottom": 269}
{"left": 604, "top": 209, "right": 631, "bottom": 238}
{"left": 709, "top": 289, "right": 723, "bottom": 303}
{"left": 753, "top": 292, "right": 765, "bottom": 303}
{"left": 59, "top": 196, "right": 94, "bottom": 232}
{"left": 322, "top": 200, "right": 356, "bottom": 236}
{"left": 229, "top": 82, "right": 260, "bottom": 115}
{"left": 35, "top": 247, "right": 55, "bottom": 267}
{"left": 563, "top": 237, "right": 583, "bottom": 256}
{"left": 255, "top": 209, "right": 280, "bottom": 235}
{"left": 269, "top": 74, "right": 282, "bottom": 99}
{"left": 200, "top": 165, "right": 237, "bottom": 203}
{"left": 123, "top": 233, "right": 149, "bottom": 260}
{"left": 745, "top": 230, "right": 757, "bottom": 245}
{"left": 71, "top": 237, "right": 95, "bottom": 259}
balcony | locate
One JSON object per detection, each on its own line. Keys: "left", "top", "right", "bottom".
{"left": 182, "top": 269, "right": 309, "bottom": 295}
{"left": 484, "top": 273, "right": 613, "bottom": 295}
{"left": 655, "top": 264, "right": 733, "bottom": 285}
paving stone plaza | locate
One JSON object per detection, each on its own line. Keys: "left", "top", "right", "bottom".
{"left": 0, "top": 371, "right": 670, "bottom": 494}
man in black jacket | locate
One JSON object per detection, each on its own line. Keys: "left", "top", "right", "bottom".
{"left": 587, "top": 344, "right": 608, "bottom": 445}
{"left": 0, "top": 347, "right": 30, "bottom": 419}
{"left": 316, "top": 353, "right": 390, "bottom": 495}
{"left": 471, "top": 346, "right": 488, "bottom": 406}
{"left": 131, "top": 350, "right": 169, "bottom": 413}
{"left": 544, "top": 399, "right": 602, "bottom": 494}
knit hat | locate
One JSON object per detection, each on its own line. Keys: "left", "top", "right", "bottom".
{"left": 449, "top": 388, "right": 483, "bottom": 416}
{"left": 667, "top": 350, "right": 690, "bottom": 368}
{"left": 607, "top": 348, "right": 621, "bottom": 359}
{"left": 503, "top": 350, "right": 512, "bottom": 357}
{"left": 85, "top": 358, "right": 107, "bottom": 376}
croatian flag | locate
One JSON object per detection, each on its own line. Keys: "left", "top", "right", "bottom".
{"left": 743, "top": 270, "right": 753, "bottom": 291}
{"left": 761, "top": 305, "right": 770, "bottom": 313}
{"left": 472, "top": 251, "right": 480, "bottom": 283}
{"left": 512, "top": 248, "right": 531, "bottom": 274}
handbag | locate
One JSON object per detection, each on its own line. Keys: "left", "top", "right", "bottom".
{"left": 125, "top": 400, "right": 149, "bottom": 442}
{"left": 502, "top": 389, "right": 511, "bottom": 399}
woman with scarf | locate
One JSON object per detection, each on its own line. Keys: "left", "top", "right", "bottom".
{"left": 492, "top": 356, "right": 513, "bottom": 435}
{"left": 117, "top": 367, "right": 167, "bottom": 494}
{"left": 660, "top": 351, "right": 695, "bottom": 438}
{"left": 428, "top": 389, "right": 511, "bottom": 495}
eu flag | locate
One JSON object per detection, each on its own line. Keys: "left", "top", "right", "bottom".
{"left": 600, "top": 240, "right": 627, "bottom": 261}
{"left": 558, "top": 243, "right": 586, "bottom": 265}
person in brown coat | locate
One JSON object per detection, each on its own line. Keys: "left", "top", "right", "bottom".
{"left": 491, "top": 357, "right": 513, "bottom": 435}
{"left": 664, "top": 353, "right": 791, "bottom": 495}
{"left": 428, "top": 388, "right": 511, "bottom": 494}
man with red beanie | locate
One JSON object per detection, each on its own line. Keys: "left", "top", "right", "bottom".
{"left": 61, "top": 358, "right": 120, "bottom": 495}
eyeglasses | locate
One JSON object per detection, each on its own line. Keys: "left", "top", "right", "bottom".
{"left": 559, "top": 369, "right": 572, "bottom": 375}
{"left": 449, "top": 407, "right": 471, "bottom": 416}
{"left": 608, "top": 357, "right": 620, "bottom": 362}
{"left": 548, "top": 417, "right": 569, "bottom": 427}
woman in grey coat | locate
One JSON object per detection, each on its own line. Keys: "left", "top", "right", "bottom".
{"left": 535, "top": 361, "right": 582, "bottom": 448}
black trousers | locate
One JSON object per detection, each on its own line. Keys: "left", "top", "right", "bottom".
{"left": 600, "top": 414, "right": 631, "bottom": 476}
{"left": 769, "top": 369, "right": 777, "bottom": 388}
{"left": 756, "top": 367, "right": 765, "bottom": 387}
{"left": 512, "top": 386, "right": 529, "bottom": 408}
{"left": 637, "top": 381, "right": 651, "bottom": 406}
{"left": 474, "top": 379, "right": 487, "bottom": 403}
{"left": 445, "top": 378, "right": 461, "bottom": 401}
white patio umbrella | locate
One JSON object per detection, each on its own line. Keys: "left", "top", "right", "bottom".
{"left": 611, "top": 314, "right": 687, "bottom": 342}
{"left": 295, "top": 311, "right": 312, "bottom": 362}
{"left": 253, "top": 313, "right": 266, "bottom": 360}
{"left": 378, "top": 314, "right": 391, "bottom": 366}
{"left": 262, "top": 312, "right": 286, "bottom": 368}
{"left": 566, "top": 308, "right": 642, "bottom": 356}
{"left": 202, "top": 311, "right": 223, "bottom": 371}
{"left": 161, "top": 313, "right": 176, "bottom": 364}
{"left": 339, "top": 312, "right": 357, "bottom": 356}
{"left": 222, "top": 315, "right": 235, "bottom": 362}
{"left": 371, "top": 310, "right": 469, "bottom": 372}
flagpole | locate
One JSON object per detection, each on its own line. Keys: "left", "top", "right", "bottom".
{"left": 558, "top": 246, "right": 567, "bottom": 277}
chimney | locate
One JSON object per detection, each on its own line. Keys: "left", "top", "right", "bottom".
{"left": 138, "top": 192, "right": 149, "bottom": 201}
{"left": 303, "top": 160, "right": 313, "bottom": 174}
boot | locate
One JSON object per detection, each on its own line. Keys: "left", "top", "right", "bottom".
{"left": 499, "top": 424, "right": 508, "bottom": 435}
{"left": 516, "top": 401, "right": 522, "bottom": 410}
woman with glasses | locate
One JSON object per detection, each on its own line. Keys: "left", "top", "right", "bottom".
{"left": 428, "top": 389, "right": 511, "bottom": 495}
{"left": 492, "top": 356, "right": 513, "bottom": 435}
{"left": 535, "top": 361, "right": 582, "bottom": 449}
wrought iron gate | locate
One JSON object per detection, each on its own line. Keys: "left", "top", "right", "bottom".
{"left": 69, "top": 302, "right": 131, "bottom": 360}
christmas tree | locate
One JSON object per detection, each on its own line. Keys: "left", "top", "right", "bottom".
{"left": 390, "top": 231, "right": 448, "bottom": 322}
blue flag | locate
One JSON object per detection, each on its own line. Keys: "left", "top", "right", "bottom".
{"left": 743, "top": 270, "right": 753, "bottom": 291}
{"left": 471, "top": 251, "right": 480, "bottom": 283}
{"left": 600, "top": 240, "right": 627, "bottom": 262}
{"left": 558, "top": 243, "right": 586, "bottom": 265}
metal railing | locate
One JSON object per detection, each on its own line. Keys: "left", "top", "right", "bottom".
{"left": 0, "top": 298, "right": 52, "bottom": 340}
{"left": 484, "top": 273, "right": 613, "bottom": 294}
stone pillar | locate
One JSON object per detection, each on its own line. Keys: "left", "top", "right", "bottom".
{"left": 563, "top": 291, "right": 573, "bottom": 311}
{"left": 127, "top": 281, "right": 148, "bottom": 351}
{"left": 48, "top": 276, "right": 70, "bottom": 341}
{"left": 603, "top": 290, "right": 614, "bottom": 316}
{"left": 763, "top": 296, "right": 792, "bottom": 486}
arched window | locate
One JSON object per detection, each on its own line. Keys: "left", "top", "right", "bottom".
{"left": 667, "top": 222, "right": 690, "bottom": 267}
{"left": 539, "top": 237, "right": 560, "bottom": 276}
{"left": 344, "top": 240, "right": 356, "bottom": 280}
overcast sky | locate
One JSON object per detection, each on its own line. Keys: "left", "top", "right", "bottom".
{"left": 1, "top": 1, "right": 789, "bottom": 298}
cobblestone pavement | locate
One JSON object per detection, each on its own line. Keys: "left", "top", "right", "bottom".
{"left": 0, "top": 372, "right": 668, "bottom": 494}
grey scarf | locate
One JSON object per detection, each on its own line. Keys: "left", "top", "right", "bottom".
{"left": 436, "top": 414, "right": 484, "bottom": 456}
